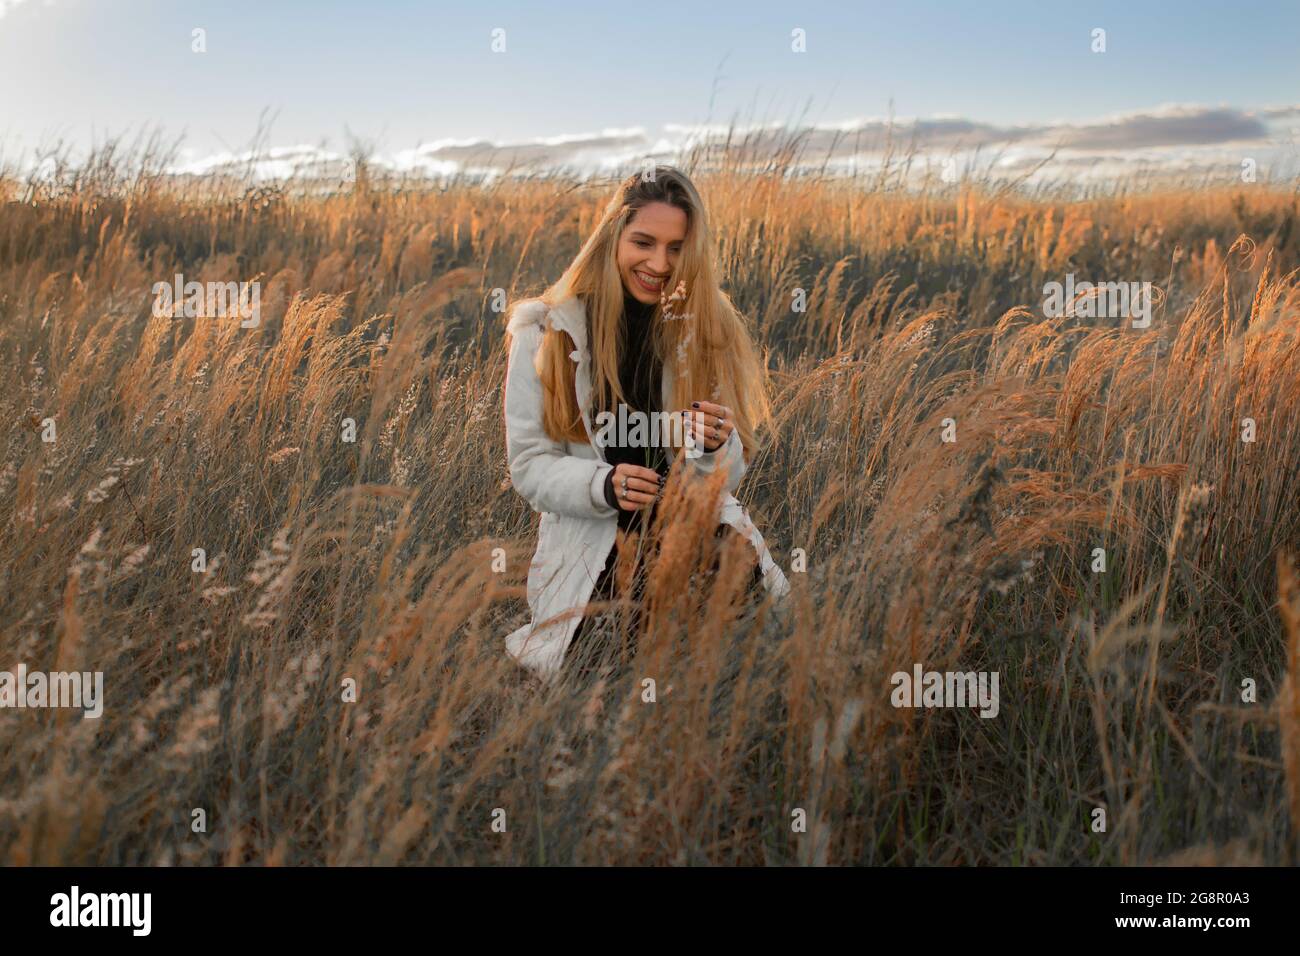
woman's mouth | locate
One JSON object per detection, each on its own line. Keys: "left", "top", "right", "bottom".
{"left": 633, "top": 270, "right": 667, "bottom": 293}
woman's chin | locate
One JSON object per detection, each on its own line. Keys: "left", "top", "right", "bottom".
{"left": 622, "top": 275, "right": 662, "bottom": 304}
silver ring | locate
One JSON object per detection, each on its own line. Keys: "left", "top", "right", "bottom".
{"left": 620, "top": 476, "right": 628, "bottom": 491}
{"left": 618, "top": 487, "right": 626, "bottom": 499}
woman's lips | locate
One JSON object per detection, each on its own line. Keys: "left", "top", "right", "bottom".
{"left": 633, "top": 270, "right": 666, "bottom": 293}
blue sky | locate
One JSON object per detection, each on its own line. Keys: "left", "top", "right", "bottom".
{"left": 2, "top": 0, "right": 1298, "bottom": 181}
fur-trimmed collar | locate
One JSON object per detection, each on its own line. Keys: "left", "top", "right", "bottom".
{"left": 506, "top": 295, "right": 587, "bottom": 352}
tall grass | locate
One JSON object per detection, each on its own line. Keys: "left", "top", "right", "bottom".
{"left": 1, "top": 137, "right": 1298, "bottom": 864}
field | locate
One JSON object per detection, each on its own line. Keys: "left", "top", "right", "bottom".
{"left": 2, "top": 139, "right": 1299, "bottom": 865}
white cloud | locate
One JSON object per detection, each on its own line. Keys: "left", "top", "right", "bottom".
{"left": 15, "top": 101, "right": 1300, "bottom": 189}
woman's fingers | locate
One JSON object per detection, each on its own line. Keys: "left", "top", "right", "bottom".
{"left": 686, "top": 401, "right": 734, "bottom": 450}
{"left": 685, "top": 414, "right": 721, "bottom": 450}
{"left": 618, "top": 484, "right": 658, "bottom": 510}
{"left": 683, "top": 410, "right": 727, "bottom": 450}
{"left": 694, "top": 417, "right": 722, "bottom": 450}
{"left": 613, "top": 463, "right": 663, "bottom": 510}
{"left": 690, "top": 400, "right": 731, "bottom": 422}
{"left": 620, "top": 464, "right": 661, "bottom": 484}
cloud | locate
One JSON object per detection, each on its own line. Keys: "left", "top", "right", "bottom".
{"left": 1048, "top": 106, "right": 1269, "bottom": 149}
{"left": 29, "top": 101, "right": 1300, "bottom": 187}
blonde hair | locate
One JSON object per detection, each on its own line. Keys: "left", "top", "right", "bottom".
{"left": 518, "top": 166, "right": 772, "bottom": 458}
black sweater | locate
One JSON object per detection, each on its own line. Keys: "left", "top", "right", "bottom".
{"left": 594, "top": 290, "right": 668, "bottom": 530}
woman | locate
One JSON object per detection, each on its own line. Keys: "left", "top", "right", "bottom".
{"left": 502, "top": 166, "right": 789, "bottom": 682}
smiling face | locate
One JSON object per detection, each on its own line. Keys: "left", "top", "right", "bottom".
{"left": 616, "top": 201, "right": 688, "bottom": 304}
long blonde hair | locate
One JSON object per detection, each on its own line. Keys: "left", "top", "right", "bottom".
{"left": 520, "top": 166, "right": 771, "bottom": 458}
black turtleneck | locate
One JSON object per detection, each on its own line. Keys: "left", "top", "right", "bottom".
{"left": 594, "top": 289, "right": 668, "bottom": 529}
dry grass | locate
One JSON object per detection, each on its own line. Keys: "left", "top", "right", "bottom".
{"left": 1, "top": 139, "right": 1298, "bottom": 865}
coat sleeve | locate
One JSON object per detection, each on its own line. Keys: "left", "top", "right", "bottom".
{"left": 505, "top": 321, "right": 617, "bottom": 519}
{"left": 685, "top": 427, "right": 746, "bottom": 495}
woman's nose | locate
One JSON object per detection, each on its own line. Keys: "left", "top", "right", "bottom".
{"left": 649, "top": 247, "right": 669, "bottom": 274}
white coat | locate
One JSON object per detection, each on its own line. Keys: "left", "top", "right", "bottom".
{"left": 503, "top": 293, "right": 790, "bottom": 680}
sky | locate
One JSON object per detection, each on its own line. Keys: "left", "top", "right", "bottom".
{"left": 2, "top": 0, "right": 1298, "bottom": 184}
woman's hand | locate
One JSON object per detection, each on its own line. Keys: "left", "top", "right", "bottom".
{"left": 608, "top": 462, "right": 663, "bottom": 511}
{"left": 683, "top": 400, "right": 735, "bottom": 452}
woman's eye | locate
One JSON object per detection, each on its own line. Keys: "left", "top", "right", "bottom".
{"left": 634, "top": 240, "right": 651, "bottom": 248}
